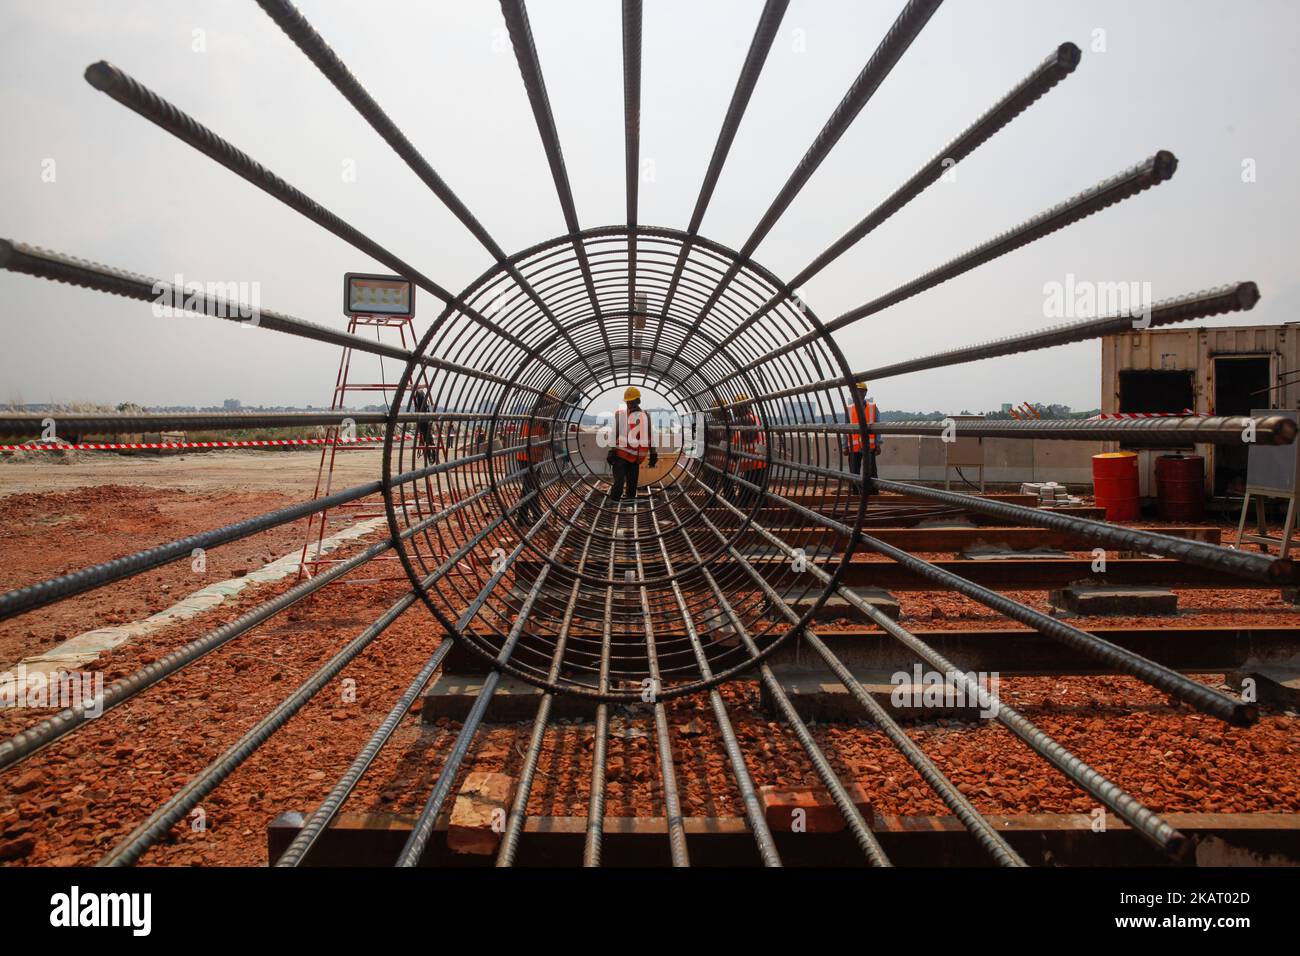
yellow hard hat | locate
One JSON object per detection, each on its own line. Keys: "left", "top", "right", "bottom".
{"left": 624, "top": 386, "right": 641, "bottom": 402}
{"left": 855, "top": 380, "right": 868, "bottom": 390}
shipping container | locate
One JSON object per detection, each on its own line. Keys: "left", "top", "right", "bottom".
{"left": 1101, "top": 322, "right": 1300, "bottom": 499}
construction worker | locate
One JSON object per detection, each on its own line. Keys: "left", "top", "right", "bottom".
{"left": 607, "top": 385, "right": 657, "bottom": 501}
{"left": 728, "top": 394, "right": 767, "bottom": 507}
{"left": 844, "top": 381, "right": 880, "bottom": 494}
{"left": 516, "top": 391, "right": 558, "bottom": 524}
{"left": 700, "top": 398, "right": 729, "bottom": 496}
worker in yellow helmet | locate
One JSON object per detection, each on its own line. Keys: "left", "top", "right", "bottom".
{"left": 844, "top": 381, "right": 879, "bottom": 495}
{"left": 606, "top": 385, "right": 657, "bottom": 502}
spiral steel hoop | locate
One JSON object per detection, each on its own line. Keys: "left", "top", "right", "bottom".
{"left": 381, "top": 226, "right": 868, "bottom": 701}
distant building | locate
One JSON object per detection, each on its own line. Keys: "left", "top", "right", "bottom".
{"left": 223, "top": 398, "right": 241, "bottom": 411}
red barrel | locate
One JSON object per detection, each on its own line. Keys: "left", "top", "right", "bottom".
{"left": 1155, "top": 454, "right": 1205, "bottom": 521}
{"left": 1092, "top": 451, "right": 1140, "bottom": 521}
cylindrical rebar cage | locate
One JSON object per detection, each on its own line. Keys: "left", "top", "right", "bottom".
{"left": 381, "top": 225, "right": 867, "bottom": 700}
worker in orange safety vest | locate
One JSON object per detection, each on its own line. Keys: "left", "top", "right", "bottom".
{"left": 516, "top": 390, "right": 558, "bottom": 524}
{"left": 844, "top": 381, "right": 879, "bottom": 494}
{"left": 728, "top": 394, "right": 767, "bottom": 506}
{"left": 606, "top": 385, "right": 658, "bottom": 501}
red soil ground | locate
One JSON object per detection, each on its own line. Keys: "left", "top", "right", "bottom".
{"left": 0, "top": 475, "right": 1296, "bottom": 866}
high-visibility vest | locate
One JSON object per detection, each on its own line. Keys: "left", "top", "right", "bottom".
{"left": 615, "top": 408, "right": 651, "bottom": 463}
{"left": 517, "top": 420, "right": 551, "bottom": 464}
{"left": 731, "top": 408, "right": 767, "bottom": 470}
{"left": 848, "top": 399, "right": 878, "bottom": 452}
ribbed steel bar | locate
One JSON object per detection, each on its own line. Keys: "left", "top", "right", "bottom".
{"left": 496, "top": 524, "right": 600, "bottom": 866}
{"left": 498, "top": 0, "right": 615, "bottom": 375}
{"left": 0, "top": 537, "right": 387, "bottom": 773}
{"left": 641, "top": 0, "right": 789, "bottom": 382}
{"left": 707, "top": 484, "right": 1187, "bottom": 857}
{"left": 623, "top": 0, "right": 642, "bottom": 373}
{"left": 662, "top": 495, "right": 896, "bottom": 864}
{"left": 718, "top": 442, "right": 1295, "bottom": 583}
{"left": 0, "top": 239, "right": 543, "bottom": 396}
{"left": 690, "top": 149, "right": 1180, "bottom": 400}
{"left": 0, "top": 441, "right": 529, "bottom": 622}
{"left": 82, "top": 60, "right": 577, "bottom": 393}
{"left": 688, "top": 0, "right": 944, "bottom": 330}
{"left": 718, "top": 415, "right": 1297, "bottom": 447}
{"left": 0, "top": 474, "right": 526, "bottom": 776}
{"left": 873, "top": 477, "right": 1294, "bottom": 583}
{"left": 676, "top": 489, "right": 1022, "bottom": 866}
{"left": 713, "top": 463, "right": 1256, "bottom": 725}
{"left": 96, "top": 472, "right": 574, "bottom": 867}
{"left": 860, "top": 282, "right": 1261, "bottom": 382}
{"left": 253, "top": 0, "right": 603, "bottom": 386}
{"left": 0, "top": 410, "right": 526, "bottom": 438}
{"left": 396, "top": 487, "right": 591, "bottom": 866}
{"left": 274, "top": 641, "right": 454, "bottom": 866}
{"left": 583, "top": 506, "right": 622, "bottom": 866}
{"left": 647, "top": 493, "right": 781, "bottom": 866}
{"left": 99, "top": 583, "right": 423, "bottom": 866}
{"left": 696, "top": 40, "right": 1082, "bottom": 371}
{"left": 632, "top": 502, "right": 690, "bottom": 866}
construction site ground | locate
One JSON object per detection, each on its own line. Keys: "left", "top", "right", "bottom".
{"left": 1, "top": 449, "right": 1297, "bottom": 867}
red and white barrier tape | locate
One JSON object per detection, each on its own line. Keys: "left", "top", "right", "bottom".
{"left": 0, "top": 436, "right": 390, "bottom": 451}
{"left": 1090, "top": 408, "right": 1194, "bottom": 420}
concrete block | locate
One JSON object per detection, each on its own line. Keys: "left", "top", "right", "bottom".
{"left": 422, "top": 672, "right": 596, "bottom": 721}
{"left": 759, "top": 668, "right": 992, "bottom": 722}
{"left": 1049, "top": 585, "right": 1178, "bottom": 617}
{"left": 1226, "top": 668, "right": 1300, "bottom": 709}
{"left": 775, "top": 584, "right": 900, "bottom": 622}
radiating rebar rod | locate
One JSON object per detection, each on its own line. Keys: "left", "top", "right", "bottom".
{"left": 0, "top": 473, "right": 537, "bottom": 777}
{"left": 706, "top": 485, "right": 1187, "bottom": 857}
{"left": 96, "top": 474, "right": 574, "bottom": 866}
{"left": 253, "top": 0, "right": 604, "bottom": 386}
{"left": 0, "top": 441, "right": 532, "bottom": 622}
{"left": 274, "top": 640, "right": 453, "bottom": 866}
{"left": 632, "top": 502, "right": 690, "bottom": 866}
{"left": 623, "top": 0, "right": 642, "bottom": 372}
{"left": 100, "top": 586, "right": 425, "bottom": 866}
{"left": 712, "top": 463, "right": 1256, "bottom": 725}
{"left": 647, "top": 494, "right": 780, "bottom": 866}
{"left": 872, "top": 476, "right": 1294, "bottom": 583}
{"left": 641, "top": 0, "right": 789, "bottom": 381}
{"left": 689, "top": 0, "right": 944, "bottom": 328}
{"left": 0, "top": 240, "right": 547, "bottom": 396}
{"left": 496, "top": 526, "right": 601, "bottom": 866}
{"left": 858, "top": 282, "right": 1260, "bottom": 382}
{"left": 498, "top": 0, "right": 615, "bottom": 373}
{"left": 82, "top": 60, "right": 578, "bottom": 393}
{"left": 717, "top": 415, "right": 1297, "bottom": 448}
{"left": 695, "top": 40, "right": 1082, "bottom": 370}
{"left": 396, "top": 488, "right": 592, "bottom": 866}
{"left": 583, "top": 506, "right": 622, "bottom": 866}
{"left": 0, "top": 410, "right": 527, "bottom": 438}
{"left": 719, "top": 443, "right": 1295, "bottom": 582}
{"left": 674, "top": 491, "right": 1023, "bottom": 866}
{"left": 689, "top": 149, "right": 1180, "bottom": 400}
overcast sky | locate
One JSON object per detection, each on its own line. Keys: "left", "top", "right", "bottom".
{"left": 2, "top": 0, "right": 1297, "bottom": 414}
